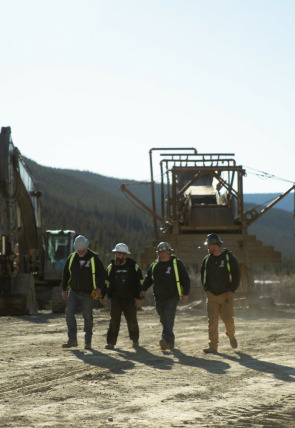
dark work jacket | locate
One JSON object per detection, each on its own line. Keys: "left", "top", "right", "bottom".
{"left": 62, "top": 249, "right": 105, "bottom": 293}
{"left": 200, "top": 249, "right": 240, "bottom": 295}
{"left": 143, "top": 255, "right": 190, "bottom": 300}
{"left": 103, "top": 258, "right": 143, "bottom": 300}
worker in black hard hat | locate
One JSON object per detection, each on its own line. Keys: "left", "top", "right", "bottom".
{"left": 201, "top": 234, "right": 241, "bottom": 354}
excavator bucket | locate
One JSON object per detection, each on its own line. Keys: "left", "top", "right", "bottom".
{"left": 0, "top": 273, "right": 37, "bottom": 316}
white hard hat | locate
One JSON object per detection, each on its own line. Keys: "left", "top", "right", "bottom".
{"left": 74, "top": 235, "right": 89, "bottom": 250}
{"left": 112, "top": 243, "right": 131, "bottom": 254}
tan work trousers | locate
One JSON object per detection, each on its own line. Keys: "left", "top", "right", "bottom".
{"left": 206, "top": 291, "right": 235, "bottom": 350}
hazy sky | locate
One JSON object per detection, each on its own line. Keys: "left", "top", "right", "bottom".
{"left": 1, "top": 0, "right": 294, "bottom": 194}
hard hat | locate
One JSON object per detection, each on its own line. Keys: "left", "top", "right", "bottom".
{"left": 74, "top": 235, "right": 89, "bottom": 250}
{"left": 112, "top": 243, "right": 131, "bottom": 254}
{"left": 204, "top": 233, "right": 223, "bottom": 246}
{"left": 156, "top": 242, "right": 174, "bottom": 253}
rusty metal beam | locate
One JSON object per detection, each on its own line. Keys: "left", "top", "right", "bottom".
{"left": 243, "top": 184, "right": 295, "bottom": 227}
{"left": 149, "top": 148, "right": 197, "bottom": 238}
{"left": 120, "top": 184, "right": 164, "bottom": 224}
{"left": 169, "top": 165, "right": 245, "bottom": 173}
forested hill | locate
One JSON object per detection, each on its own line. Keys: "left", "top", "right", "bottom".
{"left": 25, "top": 159, "right": 154, "bottom": 262}
{"left": 25, "top": 158, "right": 294, "bottom": 264}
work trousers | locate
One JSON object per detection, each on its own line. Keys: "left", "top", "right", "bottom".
{"left": 107, "top": 298, "right": 139, "bottom": 346}
{"left": 155, "top": 298, "right": 178, "bottom": 346}
{"left": 65, "top": 290, "right": 94, "bottom": 344}
{"left": 206, "top": 291, "right": 235, "bottom": 350}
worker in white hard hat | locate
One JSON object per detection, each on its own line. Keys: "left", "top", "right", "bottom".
{"left": 140, "top": 242, "right": 190, "bottom": 351}
{"left": 61, "top": 235, "right": 105, "bottom": 350}
{"left": 101, "top": 243, "right": 143, "bottom": 350}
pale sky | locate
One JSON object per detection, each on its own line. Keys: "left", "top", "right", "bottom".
{"left": 1, "top": 0, "right": 294, "bottom": 194}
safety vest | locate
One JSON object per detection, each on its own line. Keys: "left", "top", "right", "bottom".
{"left": 151, "top": 258, "right": 183, "bottom": 298}
{"left": 203, "top": 253, "right": 232, "bottom": 286}
{"left": 105, "top": 262, "right": 143, "bottom": 290}
{"left": 68, "top": 252, "right": 96, "bottom": 290}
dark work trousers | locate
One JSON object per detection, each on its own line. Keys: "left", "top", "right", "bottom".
{"left": 106, "top": 297, "right": 139, "bottom": 346}
{"left": 65, "top": 290, "right": 93, "bottom": 344}
{"left": 155, "top": 298, "right": 178, "bottom": 346}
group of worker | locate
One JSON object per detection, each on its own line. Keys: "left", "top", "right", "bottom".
{"left": 61, "top": 232, "right": 241, "bottom": 354}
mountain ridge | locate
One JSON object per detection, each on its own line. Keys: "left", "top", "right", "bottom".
{"left": 24, "top": 158, "right": 295, "bottom": 265}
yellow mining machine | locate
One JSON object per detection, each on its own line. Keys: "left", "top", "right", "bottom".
{"left": 0, "top": 127, "right": 76, "bottom": 315}
{"left": 121, "top": 148, "right": 294, "bottom": 293}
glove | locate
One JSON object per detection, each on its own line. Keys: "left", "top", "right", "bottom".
{"left": 91, "top": 290, "right": 100, "bottom": 300}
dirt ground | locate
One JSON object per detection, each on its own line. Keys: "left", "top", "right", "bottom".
{"left": 0, "top": 298, "right": 294, "bottom": 428}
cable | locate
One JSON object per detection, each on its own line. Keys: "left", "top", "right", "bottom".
{"left": 244, "top": 166, "right": 294, "bottom": 184}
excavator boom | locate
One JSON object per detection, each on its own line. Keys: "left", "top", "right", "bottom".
{"left": 0, "top": 127, "right": 75, "bottom": 315}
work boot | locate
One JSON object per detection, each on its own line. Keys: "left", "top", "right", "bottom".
{"left": 105, "top": 344, "right": 115, "bottom": 350}
{"left": 132, "top": 341, "right": 139, "bottom": 348}
{"left": 230, "top": 337, "right": 238, "bottom": 349}
{"left": 203, "top": 347, "right": 217, "bottom": 354}
{"left": 84, "top": 343, "right": 92, "bottom": 350}
{"left": 167, "top": 343, "right": 174, "bottom": 350}
{"left": 159, "top": 339, "right": 168, "bottom": 350}
{"left": 62, "top": 340, "right": 78, "bottom": 348}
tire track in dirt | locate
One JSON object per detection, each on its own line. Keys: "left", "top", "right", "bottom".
{"left": 1, "top": 306, "right": 295, "bottom": 427}
{"left": 0, "top": 366, "right": 95, "bottom": 396}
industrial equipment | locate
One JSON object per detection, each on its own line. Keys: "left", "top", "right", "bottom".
{"left": 121, "top": 148, "right": 294, "bottom": 293}
{"left": 0, "top": 127, "right": 76, "bottom": 315}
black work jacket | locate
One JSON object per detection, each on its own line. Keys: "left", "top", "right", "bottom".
{"left": 200, "top": 249, "right": 240, "bottom": 295}
{"left": 143, "top": 255, "right": 190, "bottom": 300}
{"left": 62, "top": 249, "right": 105, "bottom": 293}
{"left": 103, "top": 258, "right": 143, "bottom": 300}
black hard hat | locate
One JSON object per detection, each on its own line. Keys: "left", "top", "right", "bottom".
{"left": 204, "top": 233, "right": 223, "bottom": 246}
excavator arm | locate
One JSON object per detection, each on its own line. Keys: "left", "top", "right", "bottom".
{"left": 0, "top": 127, "right": 43, "bottom": 274}
{"left": 0, "top": 127, "right": 43, "bottom": 314}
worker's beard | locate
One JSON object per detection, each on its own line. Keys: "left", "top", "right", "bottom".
{"left": 115, "top": 257, "right": 123, "bottom": 266}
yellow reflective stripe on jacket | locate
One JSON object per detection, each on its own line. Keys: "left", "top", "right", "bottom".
{"left": 203, "top": 255, "right": 210, "bottom": 286}
{"left": 67, "top": 253, "right": 76, "bottom": 288}
{"left": 151, "top": 259, "right": 183, "bottom": 298}
{"left": 68, "top": 253, "right": 76, "bottom": 271}
{"left": 203, "top": 253, "right": 232, "bottom": 286}
{"left": 90, "top": 256, "right": 96, "bottom": 289}
{"left": 173, "top": 258, "right": 183, "bottom": 298}
{"left": 151, "top": 261, "right": 158, "bottom": 280}
{"left": 68, "top": 253, "right": 96, "bottom": 290}
{"left": 135, "top": 263, "right": 144, "bottom": 285}
{"left": 225, "top": 253, "right": 232, "bottom": 283}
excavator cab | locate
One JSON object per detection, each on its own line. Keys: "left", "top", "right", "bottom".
{"left": 44, "top": 230, "right": 76, "bottom": 281}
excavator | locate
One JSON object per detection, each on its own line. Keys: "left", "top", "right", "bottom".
{"left": 0, "top": 127, "right": 76, "bottom": 315}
